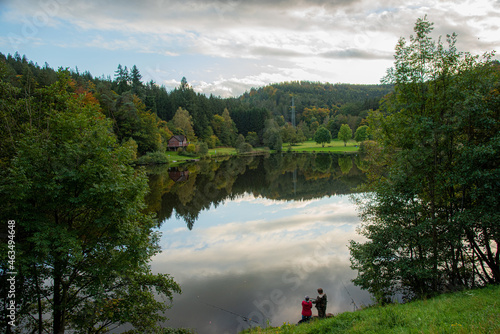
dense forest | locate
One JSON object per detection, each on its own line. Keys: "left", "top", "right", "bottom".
{"left": 0, "top": 51, "right": 392, "bottom": 157}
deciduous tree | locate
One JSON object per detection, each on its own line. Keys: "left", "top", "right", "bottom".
{"left": 172, "top": 107, "right": 196, "bottom": 140}
{"left": 350, "top": 17, "right": 500, "bottom": 302}
{"left": 0, "top": 71, "right": 181, "bottom": 333}
{"left": 337, "top": 124, "right": 352, "bottom": 146}
{"left": 263, "top": 118, "right": 283, "bottom": 151}
{"left": 354, "top": 125, "right": 369, "bottom": 142}
{"left": 313, "top": 126, "right": 332, "bottom": 147}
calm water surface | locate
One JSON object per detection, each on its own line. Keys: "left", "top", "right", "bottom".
{"left": 145, "top": 153, "right": 372, "bottom": 334}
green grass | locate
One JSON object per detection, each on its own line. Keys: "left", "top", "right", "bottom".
{"left": 207, "top": 147, "right": 238, "bottom": 156}
{"left": 286, "top": 140, "right": 359, "bottom": 153}
{"left": 164, "top": 147, "right": 268, "bottom": 166}
{"left": 163, "top": 141, "right": 358, "bottom": 166}
{"left": 241, "top": 285, "right": 500, "bottom": 334}
{"left": 165, "top": 151, "right": 199, "bottom": 162}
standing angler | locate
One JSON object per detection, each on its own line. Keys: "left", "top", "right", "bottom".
{"left": 313, "top": 288, "right": 327, "bottom": 318}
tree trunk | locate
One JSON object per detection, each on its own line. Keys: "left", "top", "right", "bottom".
{"left": 53, "top": 258, "right": 67, "bottom": 334}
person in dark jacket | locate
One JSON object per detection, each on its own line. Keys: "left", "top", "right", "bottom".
{"left": 313, "top": 288, "right": 327, "bottom": 318}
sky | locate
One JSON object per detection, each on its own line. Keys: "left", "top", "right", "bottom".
{"left": 1, "top": 0, "right": 499, "bottom": 97}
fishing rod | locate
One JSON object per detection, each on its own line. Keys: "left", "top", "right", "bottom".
{"left": 341, "top": 281, "right": 359, "bottom": 311}
{"left": 196, "top": 297, "right": 260, "bottom": 325}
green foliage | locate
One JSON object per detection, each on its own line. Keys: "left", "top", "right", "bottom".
{"left": 235, "top": 133, "right": 246, "bottom": 151}
{"left": 313, "top": 126, "right": 332, "bottom": 147}
{"left": 354, "top": 125, "right": 369, "bottom": 142}
{"left": 171, "top": 107, "right": 196, "bottom": 141}
{"left": 263, "top": 119, "right": 283, "bottom": 151}
{"left": 281, "top": 123, "right": 299, "bottom": 144}
{"left": 0, "top": 71, "right": 180, "bottom": 333}
{"left": 245, "top": 131, "right": 260, "bottom": 147}
{"left": 240, "top": 143, "right": 254, "bottom": 153}
{"left": 186, "top": 143, "right": 196, "bottom": 153}
{"left": 337, "top": 124, "right": 352, "bottom": 146}
{"left": 95, "top": 87, "right": 169, "bottom": 155}
{"left": 235, "top": 134, "right": 253, "bottom": 153}
{"left": 350, "top": 16, "right": 500, "bottom": 302}
{"left": 197, "top": 141, "right": 209, "bottom": 157}
{"left": 136, "top": 151, "right": 169, "bottom": 165}
{"left": 240, "top": 81, "right": 393, "bottom": 127}
{"left": 211, "top": 108, "right": 238, "bottom": 146}
{"left": 303, "top": 106, "right": 330, "bottom": 125}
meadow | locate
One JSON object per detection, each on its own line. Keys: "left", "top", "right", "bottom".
{"left": 286, "top": 140, "right": 359, "bottom": 153}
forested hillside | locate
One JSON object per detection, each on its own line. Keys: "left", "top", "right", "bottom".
{"left": 241, "top": 81, "right": 392, "bottom": 124}
{"left": 0, "top": 52, "right": 392, "bottom": 155}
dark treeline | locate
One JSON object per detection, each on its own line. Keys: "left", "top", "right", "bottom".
{"left": 0, "top": 52, "right": 392, "bottom": 155}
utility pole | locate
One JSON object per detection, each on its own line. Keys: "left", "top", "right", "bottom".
{"left": 291, "top": 95, "right": 296, "bottom": 128}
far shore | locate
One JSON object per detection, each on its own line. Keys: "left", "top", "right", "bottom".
{"left": 160, "top": 140, "right": 360, "bottom": 166}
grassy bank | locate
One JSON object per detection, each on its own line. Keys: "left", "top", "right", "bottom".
{"left": 286, "top": 140, "right": 359, "bottom": 153}
{"left": 241, "top": 285, "right": 500, "bottom": 334}
{"left": 156, "top": 140, "right": 359, "bottom": 166}
{"left": 202, "top": 140, "right": 361, "bottom": 157}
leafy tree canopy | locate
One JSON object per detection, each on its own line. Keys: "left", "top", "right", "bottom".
{"left": 0, "top": 70, "right": 181, "bottom": 333}
{"left": 350, "top": 16, "right": 500, "bottom": 303}
{"left": 313, "top": 126, "right": 332, "bottom": 147}
{"left": 338, "top": 124, "right": 353, "bottom": 146}
{"left": 354, "top": 125, "right": 369, "bottom": 142}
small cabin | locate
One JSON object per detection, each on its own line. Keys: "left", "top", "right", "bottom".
{"left": 167, "top": 135, "right": 188, "bottom": 151}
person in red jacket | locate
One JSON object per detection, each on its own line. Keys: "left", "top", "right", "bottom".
{"left": 301, "top": 296, "right": 313, "bottom": 323}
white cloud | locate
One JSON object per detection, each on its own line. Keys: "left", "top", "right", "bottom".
{"left": 152, "top": 196, "right": 362, "bottom": 278}
{"left": 2, "top": 0, "right": 499, "bottom": 96}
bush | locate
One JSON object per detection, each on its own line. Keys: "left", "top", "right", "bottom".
{"left": 197, "top": 142, "right": 209, "bottom": 157}
{"left": 237, "top": 142, "right": 253, "bottom": 154}
{"left": 358, "top": 140, "right": 378, "bottom": 154}
{"left": 136, "top": 151, "right": 169, "bottom": 165}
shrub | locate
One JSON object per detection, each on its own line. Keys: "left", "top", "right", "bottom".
{"left": 136, "top": 151, "right": 169, "bottom": 165}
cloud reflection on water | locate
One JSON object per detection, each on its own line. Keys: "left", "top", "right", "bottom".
{"left": 152, "top": 192, "right": 370, "bottom": 334}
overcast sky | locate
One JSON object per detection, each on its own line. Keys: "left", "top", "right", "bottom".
{"left": 1, "top": 0, "right": 499, "bottom": 97}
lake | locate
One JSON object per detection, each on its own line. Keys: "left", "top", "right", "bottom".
{"left": 145, "top": 153, "right": 372, "bottom": 334}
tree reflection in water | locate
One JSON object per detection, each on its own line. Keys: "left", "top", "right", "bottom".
{"left": 145, "top": 153, "right": 367, "bottom": 230}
